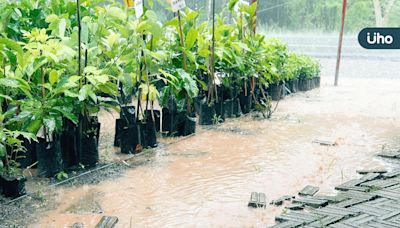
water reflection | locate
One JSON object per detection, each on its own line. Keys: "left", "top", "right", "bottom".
{"left": 36, "top": 76, "right": 400, "bottom": 227}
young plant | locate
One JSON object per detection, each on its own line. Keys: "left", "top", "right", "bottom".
{"left": 0, "top": 117, "right": 36, "bottom": 179}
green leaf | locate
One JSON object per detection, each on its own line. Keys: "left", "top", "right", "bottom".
{"left": 50, "top": 107, "right": 78, "bottom": 124}
{"left": 5, "top": 50, "right": 17, "bottom": 66}
{"left": 59, "top": 18, "right": 66, "bottom": 37}
{"left": 0, "top": 144, "right": 5, "bottom": 158}
{"left": 0, "top": 38, "right": 23, "bottom": 56}
{"left": 45, "top": 14, "right": 58, "bottom": 23}
{"left": 96, "top": 75, "right": 109, "bottom": 84}
{"left": 44, "top": 117, "right": 56, "bottom": 134}
{"left": 0, "top": 94, "right": 12, "bottom": 101}
{"left": 81, "top": 20, "right": 89, "bottom": 45}
{"left": 26, "top": 119, "right": 43, "bottom": 135}
{"left": 148, "top": 84, "right": 159, "bottom": 101}
{"left": 79, "top": 85, "right": 90, "bottom": 101}
{"left": 68, "top": 75, "right": 81, "bottom": 83}
{"left": 228, "top": 0, "right": 239, "bottom": 11}
{"left": 185, "top": 10, "right": 199, "bottom": 22}
{"left": 49, "top": 70, "right": 59, "bottom": 85}
{"left": 0, "top": 78, "right": 19, "bottom": 88}
{"left": 88, "top": 90, "right": 97, "bottom": 103}
{"left": 185, "top": 28, "right": 198, "bottom": 49}
{"left": 148, "top": 0, "right": 154, "bottom": 8}
{"left": 26, "top": 57, "right": 47, "bottom": 77}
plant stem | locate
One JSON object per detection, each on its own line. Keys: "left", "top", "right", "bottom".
{"left": 136, "top": 34, "right": 145, "bottom": 123}
{"left": 208, "top": 0, "right": 216, "bottom": 104}
{"left": 177, "top": 11, "right": 187, "bottom": 71}
{"left": 41, "top": 67, "right": 48, "bottom": 141}
{"left": 77, "top": 0, "right": 82, "bottom": 78}
{"left": 4, "top": 144, "right": 10, "bottom": 171}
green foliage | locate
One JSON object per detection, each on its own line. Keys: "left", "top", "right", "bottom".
{"left": 159, "top": 68, "right": 199, "bottom": 113}
{"left": 285, "top": 53, "right": 321, "bottom": 80}
{"left": 56, "top": 171, "right": 68, "bottom": 180}
{"left": 0, "top": 124, "right": 36, "bottom": 176}
{"left": 212, "top": 114, "right": 223, "bottom": 125}
{"left": 257, "top": 0, "right": 400, "bottom": 32}
{"left": 0, "top": 0, "right": 321, "bottom": 172}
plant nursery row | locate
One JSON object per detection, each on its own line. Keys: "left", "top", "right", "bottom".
{"left": 0, "top": 0, "right": 320, "bottom": 198}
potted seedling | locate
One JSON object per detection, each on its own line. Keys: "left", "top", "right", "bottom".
{"left": 162, "top": 8, "right": 203, "bottom": 129}
{"left": 0, "top": 37, "right": 36, "bottom": 195}
{"left": 0, "top": 126, "right": 36, "bottom": 198}
{"left": 284, "top": 54, "right": 297, "bottom": 93}
{"left": 264, "top": 38, "right": 288, "bottom": 100}
{"left": 66, "top": 65, "right": 118, "bottom": 165}
{"left": 228, "top": 1, "right": 259, "bottom": 114}
{"left": 159, "top": 68, "right": 199, "bottom": 136}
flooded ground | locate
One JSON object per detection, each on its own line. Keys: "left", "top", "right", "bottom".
{"left": 20, "top": 58, "right": 400, "bottom": 227}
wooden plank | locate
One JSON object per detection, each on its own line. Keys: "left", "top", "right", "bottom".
{"left": 340, "top": 190, "right": 377, "bottom": 200}
{"left": 314, "top": 205, "right": 359, "bottom": 217}
{"left": 341, "top": 213, "right": 376, "bottom": 226}
{"left": 268, "top": 221, "right": 304, "bottom": 228}
{"left": 376, "top": 151, "right": 400, "bottom": 159}
{"left": 360, "top": 173, "right": 381, "bottom": 182}
{"left": 335, "top": 184, "right": 369, "bottom": 192}
{"left": 335, "top": 197, "right": 373, "bottom": 208}
{"left": 335, "top": 179, "right": 371, "bottom": 192}
{"left": 95, "top": 216, "right": 118, "bottom": 228}
{"left": 376, "top": 189, "right": 400, "bottom": 200}
{"left": 332, "top": 174, "right": 380, "bottom": 192}
{"left": 366, "top": 197, "right": 393, "bottom": 206}
{"left": 285, "top": 204, "right": 304, "bottom": 211}
{"left": 360, "top": 179, "right": 399, "bottom": 189}
{"left": 379, "top": 210, "right": 400, "bottom": 221}
{"left": 275, "top": 211, "right": 321, "bottom": 223}
{"left": 313, "top": 194, "right": 348, "bottom": 203}
{"left": 307, "top": 215, "right": 344, "bottom": 227}
{"left": 298, "top": 185, "right": 319, "bottom": 196}
{"left": 248, "top": 192, "right": 259, "bottom": 208}
{"left": 383, "top": 169, "right": 400, "bottom": 178}
{"left": 387, "top": 183, "right": 400, "bottom": 190}
{"left": 357, "top": 169, "right": 388, "bottom": 175}
{"left": 292, "top": 197, "right": 328, "bottom": 208}
{"left": 72, "top": 223, "right": 85, "bottom": 228}
{"left": 381, "top": 201, "right": 400, "bottom": 211}
{"left": 270, "top": 195, "right": 295, "bottom": 206}
{"left": 258, "top": 192, "right": 267, "bottom": 208}
{"left": 366, "top": 220, "right": 400, "bottom": 228}
{"left": 329, "top": 223, "right": 357, "bottom": 228}
{"left": 351, "top": 202, "right": 392, "bottom": 216}
{"left": 390, "top": 215, "right": 400, "bottom": 224}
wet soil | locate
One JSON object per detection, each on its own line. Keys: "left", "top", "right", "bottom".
{"left": 2, "top": 58, "right": 400, "bottom": 227}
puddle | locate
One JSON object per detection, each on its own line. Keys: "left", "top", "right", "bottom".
{"left": 65, "top": 192, "right": 104, "bottom": 214}
{"left": 33, "top": 76, "right": 400, "bottom": 227}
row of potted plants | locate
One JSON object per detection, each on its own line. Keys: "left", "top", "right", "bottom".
{"left": 0, "top": 0, "right": 320, "bottom": 198}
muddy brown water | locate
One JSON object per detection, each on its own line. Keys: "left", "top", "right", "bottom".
{"left": 33, "top": 76, "right": 400, "bottom": 227}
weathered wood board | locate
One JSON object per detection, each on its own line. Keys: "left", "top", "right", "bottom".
{"left": 298, "top": 185, "right": 319, "bottom": 196}
{"left": 95, "top": 216, "right": 118, "bottom": 228}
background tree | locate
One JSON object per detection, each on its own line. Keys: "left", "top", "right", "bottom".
{"left": 372, "top": 0, "right": 396, "bottom": 26}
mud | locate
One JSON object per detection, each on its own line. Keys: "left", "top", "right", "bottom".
{"left": 35, "top": 74, "right": 400, "bottom": 227}
{"left": 2, "top": 58, "right": 400, "bottom": 227}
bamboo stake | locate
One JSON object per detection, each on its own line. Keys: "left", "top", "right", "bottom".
{"left": 334, "top": 0, "right": 347, "bottom": 86}
{"left": 177, "top": 11, "right": 187, "bottom": 71}
{"left": 76, "top": 0, "right": 84, "bottom": 161}
{"left": 208, "top": 0, "right": 216, "bottom": 104}
{"left": 77, "top": 0, "right": 82, "bottom": 77}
